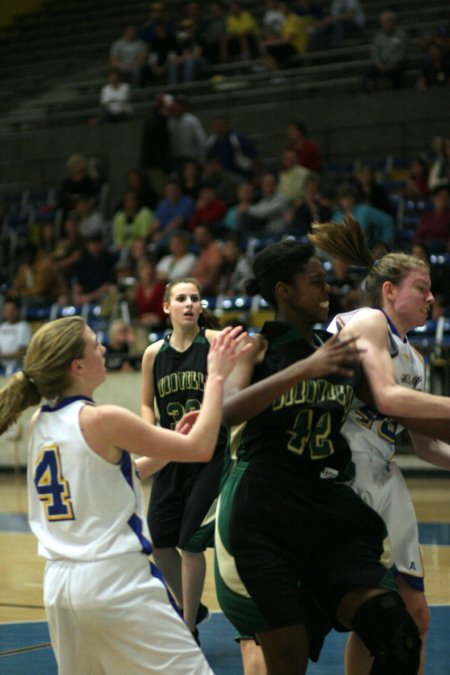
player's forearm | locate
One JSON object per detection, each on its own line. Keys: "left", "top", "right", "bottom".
{"left": 410, "top": 431, "right": 450, "bottom": 470}
{"left": 223, "top": 359, "right": 312, "bottom": 425}
{"left": 373, "top": 385, "right": 450, "bottom": 421}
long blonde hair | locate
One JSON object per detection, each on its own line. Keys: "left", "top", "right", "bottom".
{"left": 0, "top": 316, "right": 86, "bottom": 434}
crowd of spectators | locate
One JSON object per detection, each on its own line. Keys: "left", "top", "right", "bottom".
{"left": 2, "top": 117, "right": 450, "bottom": 357}
{"left": 1, "top": 1, "right": 450, "bottom": 373}
{"left": 88, "top": 0, "right": 449, "bottom": 117}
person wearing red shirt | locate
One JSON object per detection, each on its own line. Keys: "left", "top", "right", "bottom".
{"left": 286, "top": 120, "right": 322, "bottom": 173}
{"left": 414, "top": 184, "right": 450, "bottom": 252}
{"left": 188, "top": 183, "right": 227, "bottom": 233}
{"left": 134, "top": 258, "right": 167, "bottom": 329}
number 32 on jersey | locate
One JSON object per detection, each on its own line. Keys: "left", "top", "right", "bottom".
{"left": 34, "top": 446, "right": 75, "bottom": 521}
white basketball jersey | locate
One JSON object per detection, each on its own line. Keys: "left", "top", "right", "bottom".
{"left": 327, "top": 309, "right": 425, "bottom": 463}
{"left": 28, "top": 396, "right": 152, "bottom": 561}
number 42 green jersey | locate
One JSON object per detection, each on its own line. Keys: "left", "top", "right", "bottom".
{"left": 237, "top": 321, "right": 359, "bottom": 480}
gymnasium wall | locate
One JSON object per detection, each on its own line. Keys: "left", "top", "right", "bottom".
{"left": 0, "top": 371, "right": 142, "bottom": 467}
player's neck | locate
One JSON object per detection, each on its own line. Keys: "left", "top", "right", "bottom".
{"left": 170, "top": 325, "right": 199, "bottom": 352}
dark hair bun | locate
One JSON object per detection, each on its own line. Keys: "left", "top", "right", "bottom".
{"left": 244, "top": 277, "right": 260, "bottom": 296}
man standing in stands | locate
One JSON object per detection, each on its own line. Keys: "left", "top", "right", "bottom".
{"left": 206, "top": 116, "right": 258, "bottom": 182}
{"left": 364, "top": 10, "right": 407, "bottom": 91}
{"left": 168, "top": 95, "right": 207, "bottom": 172}
{"left": 110, "top": 24, "right": 147, "bottom": 87}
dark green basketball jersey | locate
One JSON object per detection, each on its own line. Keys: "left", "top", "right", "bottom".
{"left": 153, "top": 327, "right": 228, "bottom": 450}
{"left": 238, "top": 321, "right": 359, "bottom": 480}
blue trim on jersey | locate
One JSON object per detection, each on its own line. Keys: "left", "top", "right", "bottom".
{"left": 380, "top": 309, "right": 407, "bottom": 343}
{"left": 41, "top": 395, "right": 94, "bottom": 412}
{"left": 120, "top": 452, "right": 152, "bottom": 555}
{"left": 150, "top": 561, "right": 182, "bottom": 616}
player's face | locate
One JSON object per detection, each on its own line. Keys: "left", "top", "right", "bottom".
{"left": 78, "top": 326, "right": 107, "bottom": 389}
{"left": 165, "top": 282, "right": 202, "bottom": 326}
{"left": 285, "top": 257, "right": 331, "bottom": 325}
{"left": 388, "top": 267, "right": 434, "bottom": 329}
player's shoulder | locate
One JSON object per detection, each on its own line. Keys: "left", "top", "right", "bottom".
{"left": 329, "top": 307, "right": 386, "bottom": 332}
{"left": 142, "top": 338, "right": 165, "bottom": 364}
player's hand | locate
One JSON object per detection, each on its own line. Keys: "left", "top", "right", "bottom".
{"left": 175, "top": 410, "right": 200, "bottom": 435}
{"left": 303, "top": 333, "right": 363, "bottom": 379}
{"left": 207, "top": 326, "right": 253, "bottom": 380}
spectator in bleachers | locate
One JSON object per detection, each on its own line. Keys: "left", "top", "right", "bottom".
{"left": 223, "top": 181, "right": 257, "bottom": 231}
{"left": 285, "top": 120, "right": 322, "bottom": 172}
{"left": 326, "top": 256, "right": 363, "bottom": 314}
{"left": 292, "top": 0, "right": 326, "bottom": 50}
{"left": 124, "top": 168, "right": 158, "bottom": 210}
{"left": 112, "top": 191, "right": 154, "bottom": 254}
{"left": 242, "top": 170, "right": 290, "bottom": 234}
{"left": 413, "top": 183, "right": 450, "bottom": 252}
{"left": 139, "top": 2, "right": 173, "bottom": 46}
{"left": 322, "top": 0, "right": 365, "bottom": 48}
{"left": 0, "top": 297, "right": 32, "bottom": 376}
{"left": 156, "top": 230, "right": 198, "bottom": 282}
{"left": 59, "top": 153, "right": 100, "bottom": 214}
{"left": 363, "top": 11, "right": 407, "bottom": 92}
{"left": 52, "top": 212, "right": 86, "bottom": 287}
{"left": 179, "top": 159, "right": 203, "bottom": 201}
{"left": 105, "top": 319, "right": 139, "bottom": 372}
{"left": 428, "top": 136, "right": 450, "bottom": 191}
{"left": 109, "top": 25, "right": 147, "bottom": 88}
{"left": 140, "top": 93, "right": 173, "bottom": 201}
{"left": 290, "top": 174, "right": 333, "bottom": 235}
{"left": 167, "top": 19, "right": 205, "bottom": 85}
{"left": 191, "top": 223, "right": 225, "bottom": 295}
{"left": 217, "top": 232, "right": 252, "bottom": 296}
{"left": 199, "top": 1, "right": 227, "bottom": 65}
{"left": 10, "top": 241, "right": 66, "bottom": 308}
{"left": 188, "top": 183, "right": 227, "bottom": 234}
{"left": 206, "top": 115, "right": 258, "bottom": 182}
{"left": 260, "top": 2, "right": 311, "bottom": 69}
{"left": 168, "top": 95, "right": 207, "bottom": 171}
{"left": 145, "top": 19, "right": 179, "bottom": 84}
{"left": 71, "top": 232, "right": 118, "bottom": 309}
{"left": 97, "top": 68, "right": 133, "bottom": 124}
{"left": 410, "top": 241, "right": 430, "bottom": 264}
{"left": 403, "top": 157, "right": 430, "bottom": 200}
{"left": 221, "top": 1, "right": 260, "bottom": 62}
{"left": 417, "top": 39, "right": 450, "bottom": 89}
{"left": 262, "top": 0, "right": 285, "bottom": 39}
{"left": 333, "top": 182, "right": 395, "bottom": 247}
{"left": 36, "top": 221, "right": 58, "bottom": 256}
{"left": 116, "top": 236, "right": 150, "bottom": 280}
{"left": 151, "top": 178, "right": 195, "bottom": 249}
{"left": 201, "top": 155, "right": 240, "bottom": 207}
{"left": 184, "top": 2, "right": 202, "bottom": 27}
{"left": 355, "top": 163, "right": 395, "bottom": 215}
{"left": 74, "top": 195, "right": 104, "bottom": 239}
{"left": 278, "top": 147, "right": 312, "bottom": 205}
{"left": 132, "top": 259, "right": 166, "bottom": 330}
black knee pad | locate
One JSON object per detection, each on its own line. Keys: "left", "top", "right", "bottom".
{"left": 352, "top": 591, "right": 421, "bottom": 675}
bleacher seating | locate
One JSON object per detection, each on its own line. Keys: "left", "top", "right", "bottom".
{"left": 0, "top": 0, "right": 448, "bottom": 135}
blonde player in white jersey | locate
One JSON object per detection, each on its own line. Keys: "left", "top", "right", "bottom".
{"left": 0, "top": 315, "right": 250, "bottom": 675}
{"left": 309, "top": 218, "right": 450, "bottom": 675}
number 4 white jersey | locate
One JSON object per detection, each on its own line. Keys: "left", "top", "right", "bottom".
{"left": 28, "top": 396, "right": 152, "bottom": 561}
{"left": 327, "top": 309, "right": 425, "bottom": 463}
